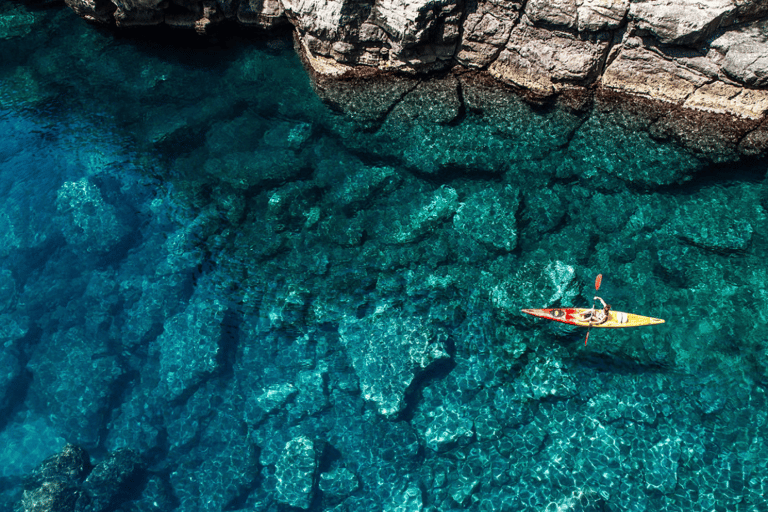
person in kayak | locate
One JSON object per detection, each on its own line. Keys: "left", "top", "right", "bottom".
{"left": 578, "top": 296, "right": 611, "bottom": 325}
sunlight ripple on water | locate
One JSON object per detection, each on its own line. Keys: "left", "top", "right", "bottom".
{"left": 1, "top": 3, "right": 768, "bottom": 511}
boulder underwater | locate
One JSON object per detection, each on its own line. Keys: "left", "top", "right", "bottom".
{"left": 18, "top": 444, "right": 146, "bottom": 512}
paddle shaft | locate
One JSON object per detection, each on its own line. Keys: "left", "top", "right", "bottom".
{"left": 585, "top": 274, "right": 602, "bottom": 346}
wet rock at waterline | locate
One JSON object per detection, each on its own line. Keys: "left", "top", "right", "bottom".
{"left": 62, "top": 0, "right": 768, "bottom": 126}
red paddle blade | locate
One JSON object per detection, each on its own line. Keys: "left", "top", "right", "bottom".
{"left": 595, "top": 274, "right": 603, "bottom": 291}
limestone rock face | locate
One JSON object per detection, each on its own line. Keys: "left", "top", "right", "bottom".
{"left": 684, "top": 81, "right": 768, "bottom": 119}
{"left": 64, "top": 0, "right": 114, "bottom": 24}
{"left": 527, "top": 0, "right": 578, "bottom": 28}
{"left": 629, "top": 0, "right": 737, "bottom": 46}
{"left": 456, "top": 0, "right": 519, "bottom": 67}
{"left": 577, "top": 0, "right": 629, "bottom": 32}
{"left": 238, "top": 0, "right": 288, "bottom": 27}
{"left": 284, "top": 0, "right": 462, "bottom": 72}
{"left": 714, "top": 19, "right": 768, "bottom": 87}
{"left": 112, "top": 0, "right": 165, "bottom": 27}
{"left": 489, "top": 16, "right": 611, "bottom": 96}
{"left": 61, "top": 0, "right": 768, "bottom": 120}
{"left": 602, "top": 43, "right": 708, "bottom": 103}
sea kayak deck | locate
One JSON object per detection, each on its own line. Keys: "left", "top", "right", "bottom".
{"left": 522, "top": 308, "right": 665, "bottom": 328}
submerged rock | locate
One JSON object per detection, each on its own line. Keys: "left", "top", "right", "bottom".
{"left": 390, "top": 76, "right": 462, "bottom": 124}
{"left": 519, "top": 355, "right": 577, "bottom": 400}
{"left": 319, "top": 467, "right": 359, "bottom": 500}
{"left": 388, "top": 186, "right": 459, "bottom": 244}
{"left": 76, "top": 449, "right": 144, "bottom": 512}
{"left": 20, "top": 481, "right": 81, "bottom": 512}
{"left": 670, "top": 189, "right": 765, "bottom": 252}
{"left": 313, "top": 71, "right": 420, "bottom": 126}
{"left": 274, "top": 436, "right": 318, "bottom": 509}
{"left": 453, "top": 186, "right": 519, "bottom": 252}
{"left": 491, "top": 260, "right": 578, "bottom": 320}
{"left": 167, "top": 396, "right": 260, "bottom": 511}
{"left": 290, "top": 367, "right": 330, "bottom": 419}
{"left": 26, "top": 328, "right": 123, "bottom": 448}
{"left": 152, "top": 275, "right": 227, "bottom": 401}
{"left": 385, "top": 482, "right": 423, "bottom": 512}
{"left": 128, "top": 474, "right": 175, "bottom": 512}
{"left": 246, "top": 382, "right": 298, "bottom": 424}
{"left": 645, "top": 437, "right": 681, "bottom": 493}
{"left": 22, "top": 444, "right": 91, "bottom": 491}
{"left": 0, "top": 346, "right": 21, "bottom": 411}
{"left": 55, "top": 178, "right": 129, "bottom": 254}
{"left": 545, "top": 488, "right": 608, "bottom": 512}
{"left": 18, "top": 445, "right": 146, "bottom": 512}
{"left": 328, "top": 165, "right": 401, "bottom": 212}
{"left": 423, "top": 405, "right": 474, "bottom": 452}
{"left": 0, "top": 4, "right": 36, "bottom": 40}
{"left": 339, "top": 305, "right": 450, "bottom": 418}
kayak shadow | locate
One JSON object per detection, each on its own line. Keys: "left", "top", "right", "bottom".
{"left": 572, "top": 351, "right": 674, "bottom": 375}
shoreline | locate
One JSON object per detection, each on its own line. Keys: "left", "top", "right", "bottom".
{"left": 299, "top": 35, "right": 768, "bottom": 161}
{"left": 58, "top": 0, "right": 768, "bottom": 159}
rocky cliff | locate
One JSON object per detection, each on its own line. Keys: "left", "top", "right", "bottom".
{"left": 66, "top": 0, "right": 768, "bottom": 124}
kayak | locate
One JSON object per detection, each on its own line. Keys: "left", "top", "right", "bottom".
{"left": 521, "top": 308, "right": 665, "bottom": 328}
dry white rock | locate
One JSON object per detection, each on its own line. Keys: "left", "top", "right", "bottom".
{"left": 629, "top": 0, "right": 736, "bottom": 45}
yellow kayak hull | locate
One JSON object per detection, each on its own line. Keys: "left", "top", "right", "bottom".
{"left": 521, "top": 308, "right": 665, "bottom": 328}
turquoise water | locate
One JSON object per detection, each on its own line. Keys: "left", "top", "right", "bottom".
{"left": 1, "top": 3, "right": 768, "bottom": 511}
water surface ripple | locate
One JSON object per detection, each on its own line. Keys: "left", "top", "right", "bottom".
{"left": 1, "top": 4, "right": 767, "bottom": 511}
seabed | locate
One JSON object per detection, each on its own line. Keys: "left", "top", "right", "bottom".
{"left": 1, "top": 4, "right": 767, "bottom": 511}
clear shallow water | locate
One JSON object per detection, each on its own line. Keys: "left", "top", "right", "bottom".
{"left": 1, "top": 3, "right": 768, "bottom": 511}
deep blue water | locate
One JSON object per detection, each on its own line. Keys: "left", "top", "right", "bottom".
{"left": 2, "top": 3, "right": 768, "bottom": 511}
